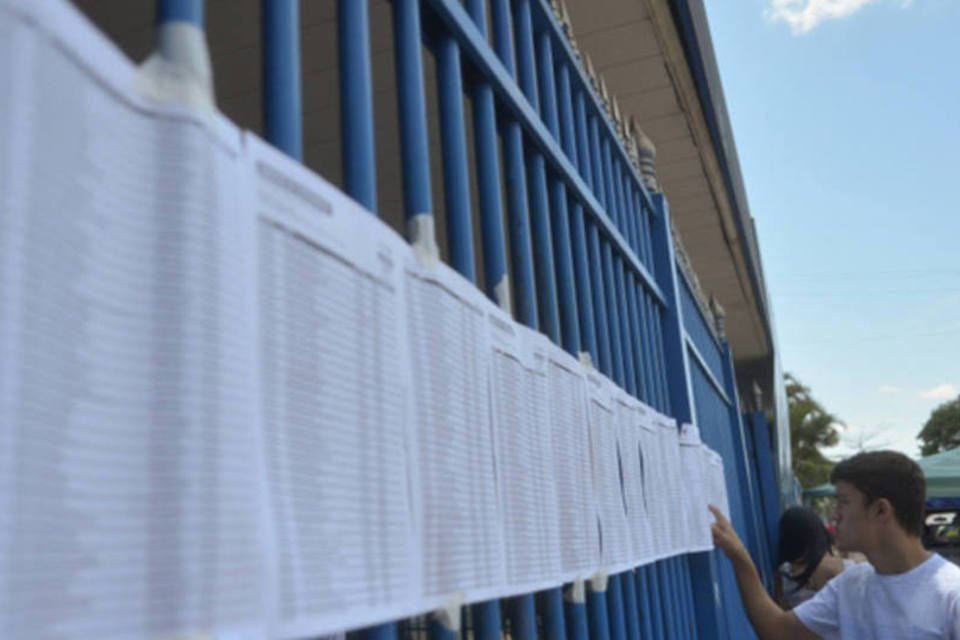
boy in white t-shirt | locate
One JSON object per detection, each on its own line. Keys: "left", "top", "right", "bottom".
{"left": 709, "top": 450, "right": 960, "bottom": 639}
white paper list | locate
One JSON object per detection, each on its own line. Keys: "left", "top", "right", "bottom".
{"left": 586, "top": 373, "right": 633, "bottom": 570}
{"left": 406, "top": 261, "right": 505, "bottom": 600}
{"left": 656, "top": 415, "right": 684, "bottom": 558}
{"left": 635, "top": 409, "right": 664, "bottom": 560}
{"left": 546, "top": 349, "right": 601, "bottom": 577}
{"left": 251, "top": 137, "right": 416, "bottom": 636}
{"left": 488, "top": 315, "right": 562, "bottom": 589}
{"left": 0, "top": 7, "right": 267, "bottom": 639}
{"left": 704, "top": 447, "right": 732, "bottom": 523}
{"left": 617, "top": 400, "right": 655, "bottom": 565}
{"left": 679, "top": 424, "right": 712, "bottom": 553}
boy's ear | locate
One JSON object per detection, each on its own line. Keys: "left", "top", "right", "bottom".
{"left": 874, "top": 497, "right": 894, "bottom": 523}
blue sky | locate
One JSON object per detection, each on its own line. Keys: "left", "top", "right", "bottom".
{"left": 701, "top": 0, "right": 960, "bottom": 458}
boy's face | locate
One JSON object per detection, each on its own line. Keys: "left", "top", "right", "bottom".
{"left": 833, "top": 481, "right": 875, "bottom": 552}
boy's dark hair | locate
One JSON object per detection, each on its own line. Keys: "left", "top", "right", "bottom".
{"left": 830, "top": 450, "right": 926, "bottom": 537}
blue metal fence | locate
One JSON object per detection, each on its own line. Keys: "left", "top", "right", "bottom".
{"left": 152, "top": 0, "right": 782, "bottom": 637}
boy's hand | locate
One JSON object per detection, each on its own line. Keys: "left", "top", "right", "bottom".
{"left": 709, "top": 504, "right": 749, "bottom": 562}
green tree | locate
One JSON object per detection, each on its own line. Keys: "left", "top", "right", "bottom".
{"left": 917, "top": 395, "right": 960, "bottom": 457}
{"left": 786, "top": 373, "right": 842, "bottom": 488}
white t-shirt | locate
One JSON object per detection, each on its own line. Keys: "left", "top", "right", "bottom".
{"left": 794, "top": 553, "right": 960, "bottom": 639}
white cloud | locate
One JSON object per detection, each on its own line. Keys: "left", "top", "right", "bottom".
{"left": 919, "top": 383, "right": 958, "bottom": 400}
{"left": 877, "top": 384, "right": 901, "bottom": 395}
{"left": 765, "top": 0, "right": 891, "bottom": 34}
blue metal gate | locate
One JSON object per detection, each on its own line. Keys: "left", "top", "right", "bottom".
{"left": 146, "top": 1, "right": 783, "bottom": 638}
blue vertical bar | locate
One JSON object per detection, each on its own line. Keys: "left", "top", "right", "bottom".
{"left": 514, "top": 0, "right": 539, "bottom": 107}
{"left": 157, "top": 0, "right": 203, "bottom": 25}
{"left": 670, "top": 559, "right": 687, "bottom": 637}
{"left": 587, "top": 581, "right": 612, "bottom": 640}
{"left": 644, "top": 565, "right": 666, "bottom": 640}
{"left": 681, "top": 558, "right": 699, "bottom": 639}
{"left": 613, "top": 163, "right": 634, "bottom": 253}
{"left": 515, "top": 4, "right": 560, "bottom": 341}
{"left": 625, "top": 276, "right": 648, "bottom": 401}
{"left": 632, "top": 191, "right": 653, "bottom": 277}
{"left": 614, "top": 260, "right": 638, "bottom": 397}
{"left": 511, "top": 593, "right": 538, "bottom": 640}
{"left": 361, "top": 622, "right": 398, "bottom": 640}
{"left": 527, "top": 159, "right": 560, "bottom": 336}
{"left": 607, "top": 574, "right": 628, "bottom": 640}
{"left": 588, "top": 116, "right": 607, "bottom": 210}
{"left": 621, "top": 571, "right": 641, "bottom": 640}
{"left": 663, "top": 560, "right": 678, "bottom": 636}
{"left": 601, "top": 242, "right": 625, "bottom": 386}
{"left": 568, "top": 88, "right": 599, "bottom": 360}
{"left": 638, "top": 293, "right": 656, "bottom": 406}
{"left": 392, "top": 0, "right": 432, "bottom": 221}
{"left": 628, "top": 177, "right": 644, "bottom": 262}
{"left": 262, "top": 0, "right": 303, "bottom": 161}
{"left": 569, "top": 203, "right": 596, "bottom": 358}
{"left": 537, "top": 32, "right": 580, "bottom": 353}
{"left": 338, "top": 0, "right": 374, "bottom": 201}
{"left": 600, "top": 139, "right": 621, "bottom": 231}
{"left": 435, "top": 31, "right": 476, "bottom": 279}
{"left": 573, "top": 92, "right": 594, "bottom": 189}
{"left": 473, "top": 599, "right": 503, "bottom": 640}
{"left": 542, "top": 588, "right": 568, "bottom": 640}
{"left": 671, "top": 558, "right": 690, "bottom": 637}
{"left": 557, "top": 65, "right": 578, "bottom": 163}
{"left": 586, "top": 114, "right": 615, "bottom": 376}
{"left": 620, "top": 168, "right": 640, "bottom": 256}
{"left": 588, "top": 223, "right": 613, "bottom": 376}
{"left": 564, "top": 583, "right": 590, "bottom": 640}
{"left": 634, "top": 568, "right": 655, "bottom": 640}
{"left": 651, "top": 305, "right": 670, "bottom": 412}
{"left": 465, "top": 0, "right": 509, "bottom": 307}
{"left": 491, "top": 0, "right": 538, "bottom": 328}
{"left": 722, "top": 339, "right": 771, "bottom": 587}
{"left": 642, "top": 293, "right": 666, "bottom": 411}
{"left": 641, "top": 197, "right": 657, "bottom": 273}
{"left": 657, "top": 561, "right": 678, "bottom": 637}
{"left": 750, "top": 410, "right": 781, "bottom": 566}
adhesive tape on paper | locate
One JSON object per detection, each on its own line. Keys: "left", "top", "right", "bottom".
{"left": 431, "top": 593, "right": 463, "bottom": 632}
{"left": 494, "top": 275, "right": 512, "bottom": 314}
{"left": 407, "top": 213, "right": 440, "bottom": 268}
{"left": 565, "top": 577, "right": 587, "bottom": 604}
{"left": 589, "top": 569, "right": 608, "bottom": 593}
{"left": 134, "top": 21, "right": 215, "bottom": 112}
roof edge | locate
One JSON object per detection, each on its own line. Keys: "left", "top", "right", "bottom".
{"left": 667, "top": 0, "right": 773, "bottom": 350}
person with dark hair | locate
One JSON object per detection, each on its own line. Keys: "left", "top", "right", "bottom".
{"left": 709, "top": 450, "right": 960, "bottom": 639}
{"left": 777, "top": 506, "right": 852, "bottom": 609}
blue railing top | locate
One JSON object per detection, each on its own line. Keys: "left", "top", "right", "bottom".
{"left": 678, "top": 268, "right": 724, "bottom": 378}
{"left": 528, "top": 0, "right": 656, "bottom": 211}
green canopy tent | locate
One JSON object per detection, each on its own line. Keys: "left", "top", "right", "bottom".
{"left": 804, "top": 483, "right": 836, "bottom": 500}
{"left": 801, "top": 447, "right": 960, "bottom": 508}
{"left": 921, "top": 447, "right": 960, "bottom": 509}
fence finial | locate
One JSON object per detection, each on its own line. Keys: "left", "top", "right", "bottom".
{"left": 598, "top": 75, "right": 611, "bottom": 117}
{"left": 584, "top": 54, "right": 599, "bottom": 92}
{"left": 752, "top": 381, "right": 765, "bottom": 412}
{"left": 710, "top": 295, "right": 727, "bottom": 341}
{"left": 630, "top": 117, "right": 659, "bottom": 193}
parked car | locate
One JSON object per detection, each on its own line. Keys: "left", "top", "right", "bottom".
{"left": 924, "top": 510, "right": 960, "bottom": 565}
